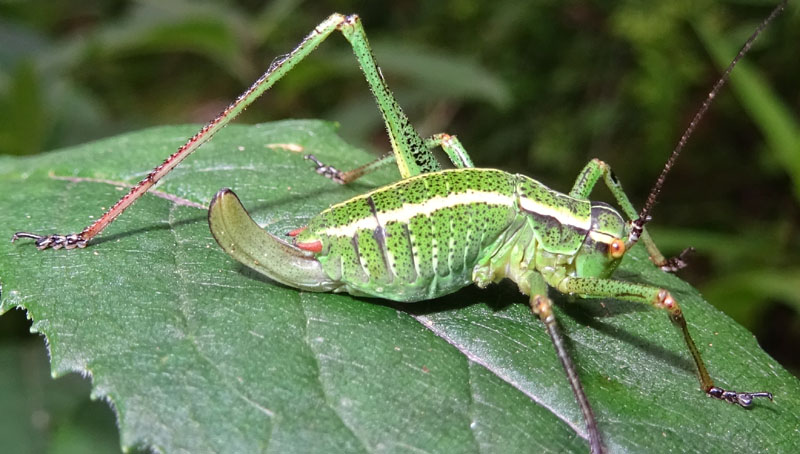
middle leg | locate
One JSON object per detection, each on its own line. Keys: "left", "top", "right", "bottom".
{"left": 308, "top": 132, "right": 476, "bottom": 185}
{"left": 530, "top": 293, "right": 605, "bottom": 454}
{"left": 556, "top": 275, "right": 773, "bottom": 407}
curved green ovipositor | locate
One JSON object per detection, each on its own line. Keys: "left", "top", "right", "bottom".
{"left": 208, "top": 188, "right": 339, "bottom": 292}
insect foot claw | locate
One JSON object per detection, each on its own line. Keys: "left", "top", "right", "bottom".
{"left": 304, "top": 154, "right": 345, "bottom": 184}
{"left": 707, "top": 386, "right": 773, "bottom": 408}
{"left": 660, "top": 247, "right": 695, "bottom": 273}
{"left": 11, "top": 232, "right": 87, "bottom": 250}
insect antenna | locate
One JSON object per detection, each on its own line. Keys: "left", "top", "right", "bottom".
{"left": 630, "top": 0, "right": 787, "bottom": 242}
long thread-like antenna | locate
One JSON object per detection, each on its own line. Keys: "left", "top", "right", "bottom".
{"left": 631, "top": 0, "right": 787, "bottom": 240}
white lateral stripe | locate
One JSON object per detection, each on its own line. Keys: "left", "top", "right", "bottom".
{"left": 518, "top": 197, "right": 590, "bottom": 230}
{"left": 589, "top": 230, "right": 615, "bottom": 244}
{"left": 323, "top": 190, "right": 514, "bottom": 237}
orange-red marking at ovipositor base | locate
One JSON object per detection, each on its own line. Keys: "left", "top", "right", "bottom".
{"left": 295, "top": 240, "right": 322, "bottom": 253}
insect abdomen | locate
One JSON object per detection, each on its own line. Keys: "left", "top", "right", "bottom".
{"left": 303, "top": 169, "right": 520, "bottom": 301}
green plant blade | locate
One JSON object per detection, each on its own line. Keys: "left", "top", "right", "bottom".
{"left": 1, "top": 121, "right": 798, "bottom": 453}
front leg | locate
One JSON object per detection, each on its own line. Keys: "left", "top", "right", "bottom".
{"left": 570, "top": 158, "right": 692, "bottom": 272}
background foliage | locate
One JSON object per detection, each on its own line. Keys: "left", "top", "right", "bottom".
{"left": 1, "top": 0, "right": 798, "bottom": 452}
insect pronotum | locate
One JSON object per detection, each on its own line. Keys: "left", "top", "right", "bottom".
{"left": 12, "top": 2, "right": 787, "bottom": 453}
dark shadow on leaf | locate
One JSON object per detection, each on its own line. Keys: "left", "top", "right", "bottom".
{"left": 236, "top": 263, "right": 288, "bottom": 288}
{"left": 89, "top": 184, "right": 341, "bottom": 246}
{"left": 225, "top": 244, "right": 696, "bottom": 377}
{"left": 391, "top": 283, "right": 519, "bottom": 316}
{"left": 91, "top": 213, "right": 209, "bottom": 245}
{"left": 241, "top": 182, "right": 381, "bottom": 219}
{"left": 558, "top": 298, "right": 696, "bottom": 374}
{"left": 362, "top": 277, "right": 696, "bottom": 374}
{"left": 551, "top": 293, "right": 651, "bottom": 319}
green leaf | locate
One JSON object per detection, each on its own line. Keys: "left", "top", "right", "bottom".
{"left": 1, "top": 121, "right": 798, "bottom": 453}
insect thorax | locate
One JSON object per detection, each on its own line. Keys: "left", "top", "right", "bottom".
{"left": 473, "top": 176, "right": 628, "bottom": 292}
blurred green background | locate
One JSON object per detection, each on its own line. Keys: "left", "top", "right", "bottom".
{"left": 1, "top": 0, "right": 798, "bottom": 452}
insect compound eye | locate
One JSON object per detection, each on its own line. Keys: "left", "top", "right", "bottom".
{"left": 609, "top": 238, "right": 626, "bottom": 259}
